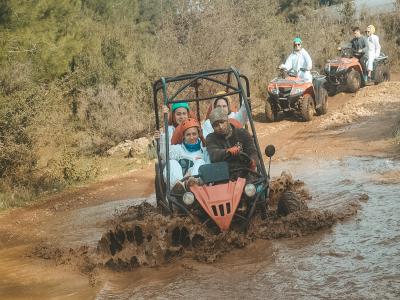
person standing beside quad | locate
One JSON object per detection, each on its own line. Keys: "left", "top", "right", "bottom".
{"left": 280, "top": 37, "right": 313, "bottom": 83}
{"left": 206, "top": 107, "right": 258, "bottom": 172}
{"left": 366, "top": 24, "right": 381, "bottom": 82}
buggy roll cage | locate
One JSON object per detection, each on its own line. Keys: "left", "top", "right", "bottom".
{"left": 152, "top": 67, "right": 268, "bottom": 212}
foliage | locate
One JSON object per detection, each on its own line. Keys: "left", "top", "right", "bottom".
{"left": 0, "top": 0, "right": 399, "bottom": 206}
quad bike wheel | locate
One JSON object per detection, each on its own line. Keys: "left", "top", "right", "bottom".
{"left": 316, "top": 87, "right": 328, "bottom": 116}
{"left": 300, "top": 94, "right": 314, "bottom": 122}
{"left": 277, "top": 191, "right": 307, "bottom": 216}
{"left": 265, "top": 97, "right": 277, "bottom": 122}
{"left": 346, "top": 69, "right": 361, "bottom": 92}
{"left": 327, "top": 84, "right": 337, "bottom": 97}
{"left": 374, "top": 65, "right": 390, "bottom": 84}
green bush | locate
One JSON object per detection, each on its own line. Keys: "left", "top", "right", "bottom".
{"left": 0, "top": 0, "right": 399, "bottom": 206}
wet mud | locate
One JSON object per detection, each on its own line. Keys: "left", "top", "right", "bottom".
{"left": 30, "top": 173, "right": 361, "bottom": 275}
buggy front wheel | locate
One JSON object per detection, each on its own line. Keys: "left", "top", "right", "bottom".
{"left": 277, "top": 191, "right": 307, "bottom": 216}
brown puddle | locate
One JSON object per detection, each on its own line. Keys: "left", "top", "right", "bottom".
{"left": 1, "top": 156, "right": 399, "bottom": 299}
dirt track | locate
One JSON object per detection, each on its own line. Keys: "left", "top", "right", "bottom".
{"left": 0, "top": 81, "right": 399, "bottom": 299}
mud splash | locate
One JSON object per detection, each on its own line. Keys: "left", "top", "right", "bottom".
{"left": 31, "top": 173, "right": 361, "bottom": 275}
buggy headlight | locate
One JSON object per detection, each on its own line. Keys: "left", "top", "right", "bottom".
{"left": 183, "top": 192, "right": 195, "bottom": 205}
{"left": 244, "top": 184, "right": 256, "bottom": 197}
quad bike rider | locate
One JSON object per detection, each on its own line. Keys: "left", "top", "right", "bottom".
{"left": 153, "top": 67, "right": 306, "bottom": 232}
{"left": 265, "top": 37, "right": 328, "bottom": 122}
{"left": 324, "top": 28, "right": 390, "bottom": 94}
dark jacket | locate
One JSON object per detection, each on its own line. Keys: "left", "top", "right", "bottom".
{"left": 206, "top": 125, "right": 258, "bottom": 163}
{"left": 350, "top": 36, "right": 368, "bottom": 55}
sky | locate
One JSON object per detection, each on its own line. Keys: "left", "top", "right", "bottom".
{"left": 355, "top": 0, "right": 395, "bottom": 14}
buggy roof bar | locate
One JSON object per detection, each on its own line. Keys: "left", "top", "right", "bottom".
{"left": 152, "top": 67, "right": 250, "bottom": 104}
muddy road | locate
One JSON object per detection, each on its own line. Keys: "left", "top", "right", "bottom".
{"left": 0, "top": 82, "right": 399, "bottom": 299}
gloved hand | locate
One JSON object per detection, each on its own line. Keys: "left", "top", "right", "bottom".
{"left": 226, "top": 146, "right": 241, "bottom": 157}
{"left": 249, "top": 159, "right": 257, "bottom": 171}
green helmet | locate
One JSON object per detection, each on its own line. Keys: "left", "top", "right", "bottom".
{"left": 171, "top": 102, "right": 189, "bottom": 112}
{"left": 293, "top": 37, "right": 302, "bottom": 44}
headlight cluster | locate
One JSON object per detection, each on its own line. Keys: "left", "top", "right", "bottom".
{"left": 244, "top": 184, "right": 256, "bottom": 197}
{"left": 269, "top": 88, "right": 279, "bottom": 95}
{"left": 290, "top": 88, "right": 304, "bottom": 96}
{"left": 336, "top": 65, "right": 346, "bottom": 72}
{"left": 182, "top": 192, "right": 195, "bottom": 205}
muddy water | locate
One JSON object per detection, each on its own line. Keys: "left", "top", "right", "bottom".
{"left": 0, "top": 156, "right": 399, "bottom": 299}
{"left": 95, "top": 156, "right": 400, "bottom": 299}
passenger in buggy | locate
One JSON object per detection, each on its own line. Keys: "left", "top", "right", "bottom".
{"left": 202, "top": 91, "right": 248, "bottom": 138}
{"left": 154, "top": 102, "right": 193, "bottom": 160}
{"left": 164, "top": 118, "right": 209, "bottom": 193}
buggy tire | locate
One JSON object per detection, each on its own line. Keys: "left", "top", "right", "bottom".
{"left": 300, "top": 94, "right": 314, "bottom": 122}
{"left": 265, "top": 98, "right": 277, "bottom": 122}
{"left": 277, "top": 191, "right": 307, "bottom": 217}
{"left": 346, "top": 69, "right": 361, "bottom": 93}
{"left": 316, "top": 87, "right": 328, "bottom": 115}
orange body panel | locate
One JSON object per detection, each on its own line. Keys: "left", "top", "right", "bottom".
{"left": 267, "top": 76, "right": 314, "bottom": 97}
{"left": 190, "top": 178, "right": 246, "bottom": 231}
{"left": 326, "top": 57, "right": 363, "bottom": 73}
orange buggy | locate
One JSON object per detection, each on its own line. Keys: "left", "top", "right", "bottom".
{"left": 153, "top": 67, "right": 305, "bottom": 232}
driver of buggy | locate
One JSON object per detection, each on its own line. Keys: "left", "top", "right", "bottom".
{"left": 206, "top": 107, "right": 258, "bottom": 173}
{"left": 280, "top": 37, "right": 313, "bottom": 83}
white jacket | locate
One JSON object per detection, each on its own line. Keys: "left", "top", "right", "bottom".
{"left": 367, "top": 34, "right": 381, "bottom": 59}
{"left": 169, "top": 143, "right": 210, "bottom": 163}
{"left": 283, "top": 48, "right": 313, "bottom": 82}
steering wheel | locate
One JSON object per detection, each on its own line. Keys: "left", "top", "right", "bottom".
{"left": 224, "top": 151, "right": 251, "bottom": 166}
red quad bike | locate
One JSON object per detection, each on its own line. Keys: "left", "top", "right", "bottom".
{"left": 153, "top": 67, "right": 306, "bottom": 232}
{"left": 265, "top": 68, "right": 328, "bottom": 122}
{"left": 324, "top": 45, "right": 390, "bottom": 95}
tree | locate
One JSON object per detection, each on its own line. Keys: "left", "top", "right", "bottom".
{"left": 338, "top": 0, "right": 355, "bottom": 25}
{"left": 0, "top": 0, "right": 11, "bottom": 26}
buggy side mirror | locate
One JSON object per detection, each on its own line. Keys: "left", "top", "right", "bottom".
{"left": 264, "top": 145, "right": 275, "bottom": 157}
